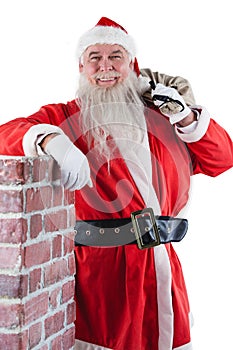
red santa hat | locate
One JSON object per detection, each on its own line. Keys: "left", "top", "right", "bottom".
{"left": 77, "top": 17, "right": 140, "bottom": 76}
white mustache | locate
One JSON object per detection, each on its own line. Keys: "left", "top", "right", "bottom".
{"left": 92, "top": 71, "right": 121, "bottom": 80}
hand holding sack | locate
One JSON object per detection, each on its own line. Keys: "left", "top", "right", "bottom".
{"left": 45, "top": 134, "right": 93, "bottom": 191}
{"left": 151, "top": 83, "right": 192, "bottom": 124}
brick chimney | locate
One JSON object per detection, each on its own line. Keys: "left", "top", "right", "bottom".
{"left": 0, "top": 156, "right": 76, "bottom": 350}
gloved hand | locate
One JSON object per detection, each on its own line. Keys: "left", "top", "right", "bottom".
{"left": 44, "top": 134, "right": 93, "bottom": 191}
{"left": 150, "top": 83, "right": 192, "bottom": 124}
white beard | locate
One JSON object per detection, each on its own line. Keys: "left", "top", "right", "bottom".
{"left": 76, "top": 71, "right": 147, "bottom": 161}
{"left": 75, "top": 71, "right": 162, "bottom": 214}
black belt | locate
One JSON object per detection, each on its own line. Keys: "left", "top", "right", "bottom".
{"left": 74, "top": 208, "right": 188, "bottom": 249}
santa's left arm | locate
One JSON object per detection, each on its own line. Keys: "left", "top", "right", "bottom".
{"left": 151, "top": 84, "right": 233, "bottom": 176}
{"left": 177, "top": 112, "right": 233, "bottom": 176}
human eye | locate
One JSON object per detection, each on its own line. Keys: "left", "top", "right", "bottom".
{"left": 89, "top": 56, "right": 100, "bottom": 62}
{"left": 110, "top": 55, "right": 122, "bottom": 60}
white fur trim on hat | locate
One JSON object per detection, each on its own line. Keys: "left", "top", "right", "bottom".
{"left": 76, "top": 25, "right": 136, "bottom": 60}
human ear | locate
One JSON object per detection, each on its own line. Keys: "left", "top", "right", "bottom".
{"left": 129, "top": 60, "right": 134, "bottom": 70}
{"left": 79, "top": 62, "right": 84, "bottom": 73}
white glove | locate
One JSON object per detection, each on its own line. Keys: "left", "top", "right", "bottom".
{"left": 45, "top": 134, "right": 93, "bottom": 191}
{"left": 151, "top": 83, "right": 192, "bottom": 124}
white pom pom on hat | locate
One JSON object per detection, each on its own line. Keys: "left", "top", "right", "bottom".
{"left": 77, "top": 17, "right": 140, "bottom": 76}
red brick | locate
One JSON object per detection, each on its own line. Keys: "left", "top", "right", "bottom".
{"left": 29, "top": 322, "right": 42, "bottom": 348}
{"left": 0, "top": 218, "right": 27, "bottom": 244}
{"left": 0, "top": 246, "right": 21, "bottom": 269}
{"left": 64, "top": 189, "right": 75, "bottom": 205}
{"left": 0, "top": 274, "right": 19, "bottom": 298}
{"left": 52, "top": 184, "right": 63, "bottom": 207}
{"left": 68, "top": 206, "right": 76, "bottom": 227}
{"left": 0, "top": 155, "right": 76, "bottom": 350}
{"left": 44, "top": 310, "right": 65, "bottom": 339}
{"left": 63, "top": 232, "right": 75, "bottom": 255}
{"left": 0, "top": 331, "right": 29, "bottom": 350}
{"left": 19, "top": 274, "right": 29, "bottom": 298}
{"left": 19, "top": 330, "right": 29, "bottom": 350}
{"left": 68, "top": 253, "right": 76, "bottom": 276}
{"left": 49, "top": 287, "right": 61, "bottom": 309}
{"left": 62, "top": 326, "right": 75, "bottom": 350}
{"left": 51, "top": 335, "right": 62, "bottom": 350}
{"left": 29, "top": 268, "right": 42, "bottom": 293}
{"left": 62, "top": 280, "right": 75, "bottom": 304}
{"left": 0, "top": 158, "right": 31, "bottom": 185}
{"left": 0, "top": 274, "right": 28, "bottom": 298}
{"left": 39, "top": 345, "right": 48, "bottom": 350}
{"left": 0, "top": 303, "right": 22, "bottom": 328}
{"left": 52, "top": 235, "right": 62, "bottom": 258}
{"left": 24, "top": 292, "right": 49, "bottom": 324}
{"left": 30, "top": 214, "right": 42, "bottom": 239}
{"left": 44, "top": 210, "right": 67, "bottom": 232}
{"left": 32, "top": 157, "right": 47, "bottom": 182}
{"left": 24, "top": 240, "right": 51, "bottom": 268}
{"left": 0, "top": 189, "right": 23, "bottom": 213}
{"left": 0, "top": 333, "right": 20, "bottom": 350}
{"left": 25, "top": 186, "right": 52, "bottom": 212}
{"left": 44, "top": 259, "right": 68, "bottom": 287}
{"left": 67, "top": 301, "right": 76, "bottom": 325}
{"left": 47, "top": 158, "right": 61, "bottom": 182}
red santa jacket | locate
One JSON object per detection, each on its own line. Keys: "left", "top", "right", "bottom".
{"left": 0, "top": 99, "right": 232, "bottom": 219}
{"left": 0, "top": 99, "right": 232, "bottom": 350}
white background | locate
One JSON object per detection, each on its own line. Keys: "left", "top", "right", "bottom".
{"left": 0, "top": 1, "right": 233, "bottom": 349}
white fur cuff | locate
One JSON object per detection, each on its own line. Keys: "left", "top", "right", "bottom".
{"left": 22, "top": 124, "right": 65, "bottom": 156}
{"left": 175, "top": 105, "right": 210, "bottom": 143}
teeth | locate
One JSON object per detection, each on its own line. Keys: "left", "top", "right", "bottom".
{"left": 99, "top": 78, "right": 115, "bottom": 81}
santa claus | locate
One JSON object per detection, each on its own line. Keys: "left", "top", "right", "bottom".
{"left": 0, "top": 17, "right": 232, "bottom": 350}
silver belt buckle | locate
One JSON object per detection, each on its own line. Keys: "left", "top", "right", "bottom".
{"left": 131, "top": 208, "right": 160, "bottom": 249}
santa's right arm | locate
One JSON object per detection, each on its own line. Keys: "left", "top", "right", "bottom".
{"left": 0, "top": 104, "right": 66, "bottom": 156}
{"left": 0, "top": 103, "right": 92, "bottom": 190}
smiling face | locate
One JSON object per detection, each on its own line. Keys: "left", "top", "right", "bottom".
{"left": 79, "top": 44, "right": 134, "bottom": 88}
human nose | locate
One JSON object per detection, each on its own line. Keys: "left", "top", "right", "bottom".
{"left": 99, "top": 58, "right": 113, "bottom": 71}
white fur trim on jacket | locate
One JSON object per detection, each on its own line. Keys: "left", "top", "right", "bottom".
{"left": 75, "top": 339, "right": 112, "bottom": 350}
{"left": 76, "top": 25, "right": 136, "bottom": 60}
{"left": 22, "top": 124, "right": 65, "bottom": 156}
{"left": 173, "top": 342, "right": 193, "bottom": 350}
{"left": 175, "top": 105, "right": 210, "bottom": 143}
{"left": 152, "top": 245, "right": 174, "bottom": 350}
